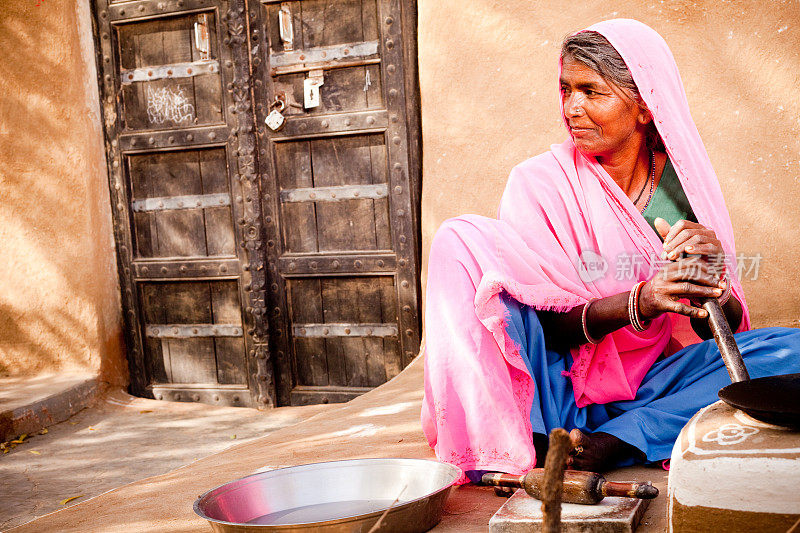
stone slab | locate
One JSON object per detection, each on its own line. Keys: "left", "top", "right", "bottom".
{"left": 489, "top": 489, "right": 649, "bottom": 533}
{"left": 0, "top": 373, "right": 97, "bottom": 441}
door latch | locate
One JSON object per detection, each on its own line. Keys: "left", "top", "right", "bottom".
{"left": 304, "top": 69, "right": 324, "bottom": 109}
{"left": 194, "top": 14, "right": 210, "bottom": 60}
{"left": 279, "top": 3, "right": 293, "bottom": 52}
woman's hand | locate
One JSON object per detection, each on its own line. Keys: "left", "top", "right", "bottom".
{"left": 659, "top": 218, "right": 724, "bottom": 261}
{"left": 638, "top": 218, "right": 726, "bottom": 320}
{"left": 638, "top": 257, "right": 726, "bottom": 320}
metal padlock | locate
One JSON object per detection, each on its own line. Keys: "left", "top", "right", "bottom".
{"left": 265, "top": 99, "right": 286, "bottom": 131}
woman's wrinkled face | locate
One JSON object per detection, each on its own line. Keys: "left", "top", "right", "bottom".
{"left": 560, "top": 57, "right": 649, "bottom": 158}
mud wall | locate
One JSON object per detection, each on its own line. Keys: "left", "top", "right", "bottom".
{"left": 418, "top": 1, "right": 800, "bottom": 327}
{"left": 0, "top": 1, "right": 126, "bottom": 383}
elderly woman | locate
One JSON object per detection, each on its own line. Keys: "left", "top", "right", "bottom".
{"left": 421, "top": 19, "right": 800, "bottom": 483}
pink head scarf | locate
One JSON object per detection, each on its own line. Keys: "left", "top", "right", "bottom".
{"left": 421, "top": 19, "right": 750, "bottom": 482}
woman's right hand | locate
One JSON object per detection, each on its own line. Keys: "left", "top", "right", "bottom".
{"left": 638, "top": 256, "right": 726, "bottom": 320}
{"left": 639, "top": 217, "right": 726, "bottom": 320}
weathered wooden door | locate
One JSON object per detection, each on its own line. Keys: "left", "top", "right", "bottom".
{"left": 93, "top": 0, "right": 274, "bottom": 407}
{"left": 92, "top": 0, "right": 420, "bottom": 407}
{"left": 249, "top": 0, "right": 421, "bottom": 405}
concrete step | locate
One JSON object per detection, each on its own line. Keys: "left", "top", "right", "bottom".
{"left": 0, "top": 373, "right": 98, "bottom": 442}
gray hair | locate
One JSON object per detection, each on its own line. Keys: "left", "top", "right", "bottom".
{"left": 561, "top": 31, "right": 663, "bottom": 150}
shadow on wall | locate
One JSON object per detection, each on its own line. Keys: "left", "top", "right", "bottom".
{"left": 0, "top": 2, "right": 126, "bottom": 381}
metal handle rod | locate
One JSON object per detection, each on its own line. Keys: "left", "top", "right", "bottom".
{"left": 666, "top": 251, "right": 750, "bottom": 383}
{"left": 701, "top": 297, "right": 750, "bottom": 383}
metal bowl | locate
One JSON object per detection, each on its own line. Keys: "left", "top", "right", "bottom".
{"left": 194, "top": 458, "right": 461, "bottom": 532}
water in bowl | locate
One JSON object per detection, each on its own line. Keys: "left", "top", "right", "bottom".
{"left": 246, "top": 499, "right": 399, "bottom": 526}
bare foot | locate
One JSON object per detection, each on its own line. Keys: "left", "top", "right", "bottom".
{"left": 566, "top": 428, "right": 643, "bottom": 471}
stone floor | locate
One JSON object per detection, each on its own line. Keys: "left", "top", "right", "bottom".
{"left": 0, "top": 389, "right": 331, "bottom": 530}
{"left": 6, "top": 357, "right": 669, "bottom": 532}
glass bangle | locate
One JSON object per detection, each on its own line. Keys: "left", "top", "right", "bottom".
{"left": 582, "top": 298, "right": 601, "bottom": 344}
{"left": 628, "top": 284, "right": 639, "bottom": 330}
{"left": 630, "top": 281, "right": 648, "bottom": 332}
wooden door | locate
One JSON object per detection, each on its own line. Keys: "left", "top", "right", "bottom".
{"left": 92, "top": 0, "right": 274, "bottom": 407}
{"left": 93, "top": 0, "right": 420, "bottom": 407}
{"left": 249, "top": 0, "right": 422, "bottom": 405}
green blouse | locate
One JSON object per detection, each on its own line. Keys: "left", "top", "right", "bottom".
{"left": 641, "top": 157, "right": 696, "bottom": 240}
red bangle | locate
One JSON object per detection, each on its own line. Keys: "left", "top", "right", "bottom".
{"left": 718, "top": 275, "right": 732, "bottom": 305}
{"left": 629, "top": 281, "right": 648, "bottom": 332}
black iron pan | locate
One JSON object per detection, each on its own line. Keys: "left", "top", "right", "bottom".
{"left": 701, "top": 296, "right": 800, "bottom": 428}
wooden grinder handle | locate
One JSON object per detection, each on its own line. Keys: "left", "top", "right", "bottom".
{"left": 481, "top": 470, "right": 658, "bottom": 504}
{"left": 541, "top": 428, "right": 571, "bottom": 533}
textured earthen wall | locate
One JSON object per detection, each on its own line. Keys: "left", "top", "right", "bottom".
{"left": 0, "top": 1, "right": 126, "bottom": 383}
{"left": 419, "top": 1, "right": 800, "bottom": 327}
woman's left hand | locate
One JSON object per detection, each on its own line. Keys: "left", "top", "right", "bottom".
{"left": 658, "top": 218, "right": 724, "bottom": 261}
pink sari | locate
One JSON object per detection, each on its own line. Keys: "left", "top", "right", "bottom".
{"left": 421, "top": 19, "right": 751, "bottom": 482}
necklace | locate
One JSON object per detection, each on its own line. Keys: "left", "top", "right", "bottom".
{"left": 631, "top": 161, "right": 650, "bottom": 205}
{"left": 639, "top": 149, "right": 656, "bottom": 213}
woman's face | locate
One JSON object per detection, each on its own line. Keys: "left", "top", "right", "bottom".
{"left": 560, "top": 57, "right": 649, "bottom": 158}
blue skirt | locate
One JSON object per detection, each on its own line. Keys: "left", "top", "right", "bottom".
{"left": 501, "top": 293, "right": 800, "bottom": 466}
